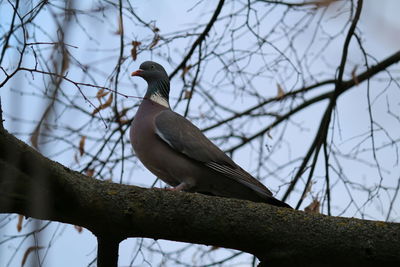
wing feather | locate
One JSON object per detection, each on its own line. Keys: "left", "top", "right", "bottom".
{"left": 154, "top": 110, "right": 272, "bottom": 196}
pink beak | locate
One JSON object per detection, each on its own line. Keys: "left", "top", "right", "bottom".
{"left": 131, "top": 69, "right": 144, "bottom": 76}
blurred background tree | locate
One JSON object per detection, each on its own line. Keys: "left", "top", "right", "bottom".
{"left": 0, "top": 0, "right": 399, "bottom": 266}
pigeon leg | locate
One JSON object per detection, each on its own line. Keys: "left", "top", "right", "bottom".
{"left": 166, "top": 182, "right": 191, "bottom": 191}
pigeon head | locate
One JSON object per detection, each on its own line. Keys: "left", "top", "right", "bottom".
{"left": 131, "top": 61, "right": 168, "bottom": 81}
{"left": 132, "top": 61, "right": 170, "bottom": 107}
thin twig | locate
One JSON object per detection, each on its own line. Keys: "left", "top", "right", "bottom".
{"left": 169, "top": 0, "right": 225, "bottom": 80}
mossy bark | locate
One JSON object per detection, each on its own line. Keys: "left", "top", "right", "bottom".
{"left": 1, "top": 127, "right": 399, "bottom": 267}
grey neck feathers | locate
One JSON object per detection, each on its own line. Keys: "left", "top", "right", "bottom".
{"left": 146, "top": 79, "right": 170, "bottom": 100}
{"left": 145, "top": 78, "right": 170, "bottom": 108}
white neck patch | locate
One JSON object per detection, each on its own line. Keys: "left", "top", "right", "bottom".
{"left": 150, "top": 93, "right": 169, "bottom": 108}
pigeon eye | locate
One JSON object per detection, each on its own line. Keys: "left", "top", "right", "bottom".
{"left": 151, "top": 65, "right": 155, "bottom": 69}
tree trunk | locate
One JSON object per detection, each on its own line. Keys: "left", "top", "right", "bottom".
{"left": 0, "top": 127, "right": 399, "bottom": 267}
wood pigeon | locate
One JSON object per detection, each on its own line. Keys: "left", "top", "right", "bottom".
{"left": 130, "top": 61, "right": 291, "bottom": 208}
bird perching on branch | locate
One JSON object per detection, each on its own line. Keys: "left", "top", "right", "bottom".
{"left": 130, "top": 61, "right": 291, "bottom": 208}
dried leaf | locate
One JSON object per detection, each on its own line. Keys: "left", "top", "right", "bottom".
{"left": 74, "top": 152, "right": 79, "bottom": 164}
{"left": 300, "top": 0, "right": 338, "bottom": 9}
{"left": 74, "top": 225, "right": 83, "bottom": 233}
{"left": 131, "top": 41, "right": 141, "bottom": 61}
{"left": 181, "top": 64, "right": 192, "bottom": 78}
{"left": 131, "top": 46, "right": 137, "bottom": 61}
{"left": 96, "top": 88, "right": 109, "bottom": 100}
{"left": 21, "top": 246, "right": 44, "bottom": 267}
{"left": 351, "top": 65, "right": 359, "bottom": 85}
{"left": 86, "top": 168, "right": 95, "bottom": 177}
{"left": 119, "top": 119, "right": 130, "bottom": 125}
{"left": 184, "top": 90, "right": 192, "bottom": 100}
{"left": 304, "top": 199, "right": 320, "bottom": 213}
{"left": 102, "top": 93, "right": 113, "bottom": 109}
{"left": 149, "top": 34, "right": 160, "bottom": 49}
{"left": 116, "top": 15, "right": 123, "bottom": 35}
{"left": 17, "top": 215, "right": 24, "bottom": 232}
{"left": 92, "top": 93, "right": 113, "bottom": 115}
{"left": 79, "top": 136, "right": 86, "bottom": 156}
{"left": 314, "top": 0, "right": 338, "bottom": 7}
{"left": 277, "top": 83, "right": 285, "bottom": 99}
{"left": 61, "top": 49, "right": 70, "bottom": 74}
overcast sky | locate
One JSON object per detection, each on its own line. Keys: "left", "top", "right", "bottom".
{"left": 1, "top": 1, "right": 400, "bottom": 266}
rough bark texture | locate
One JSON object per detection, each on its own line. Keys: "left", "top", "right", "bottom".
{"left": 0, "top": 127, "right": 399, "bottom": 267}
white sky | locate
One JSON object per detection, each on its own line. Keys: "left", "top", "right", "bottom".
{"left": 1, "top": 0, "right": 400, "bottom": 266}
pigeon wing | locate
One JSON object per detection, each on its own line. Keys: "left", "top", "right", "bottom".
{"left": 154, "top": 109, "right": 273, "bottom": 197}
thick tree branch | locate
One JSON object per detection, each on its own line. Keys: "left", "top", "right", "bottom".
{"left": 97, "top": 236, "right": 120, "bottom": 267}
{"left": 0, "top": 128, "right": 400, "bottom": 267}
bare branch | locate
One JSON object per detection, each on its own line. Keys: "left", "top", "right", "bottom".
{"left": 169, "top": 0, "right": 225, "bottom": 80}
